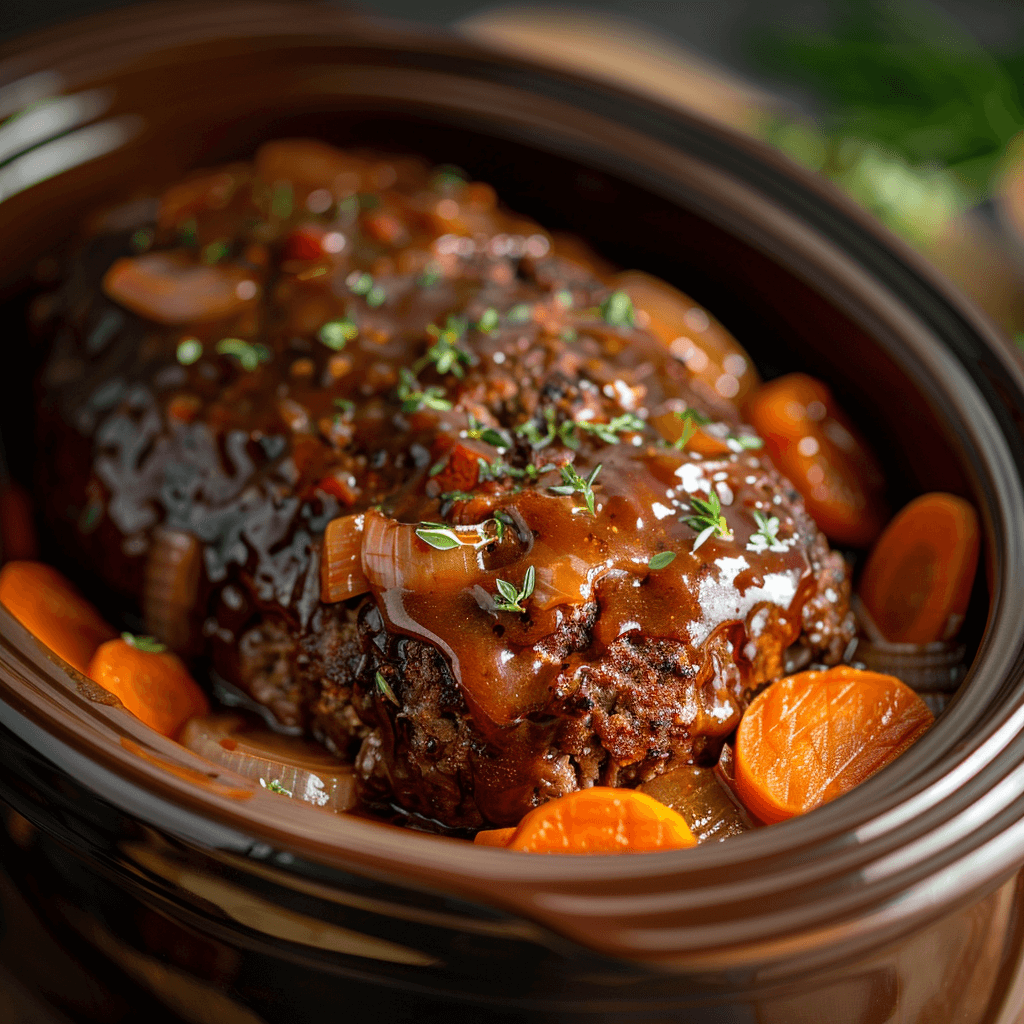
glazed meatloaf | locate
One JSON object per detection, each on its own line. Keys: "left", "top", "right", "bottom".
{"left": 35, "top": 140, "right": 854, "bottom": 830}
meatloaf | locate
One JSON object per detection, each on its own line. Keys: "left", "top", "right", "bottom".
{"left": 34, "top": 140, "right": 854, "bottom": 830}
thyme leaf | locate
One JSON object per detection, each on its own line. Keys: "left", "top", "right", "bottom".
{"left": 682, "top": 491, "right": 732, "bottom": 551}
{"left": 491, "top": 564, "right": 536, "bottom": 614}
{"left": 549, "top": 463, "right": 601, "bottom": 515}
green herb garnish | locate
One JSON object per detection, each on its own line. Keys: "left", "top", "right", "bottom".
{"left": 727, "top": 432, "right": 765, "bottom": 452}
{"left": 346, "top": 271, "right": 374, "bottom": 296}
{"left": 417, "top": 263, "right": 442, "bottom": 288}
{"left": 673, "top": 408, "right": 712, "bottom": 450}
{"left": 374, "top": 670, "right": 400, "bottom": 706}
{"left": 549, "top": 463, "right": 601, "bottom": 515}
{"left": 215, "top": 338, "right": 271, "bottom": 371}
{"left": 516, "top": 408, "right": 578, "bottom": 450}
{"left": 396, "top": 368, "right": 452, "bottom": 413}
{"left": 575, "top": 412, "right": 646, "bottom": 445}
{"left": 682, "top": 491, "right": 732, "bottom": 551}
{"left": 648, "top": 551, "right": 677, "bottom": 570}
{"left": 414, "top": 523, "right": 462, "bottom": 551}
{"left": 491, "top": 565, "right": 536, "bottom": 614}
{"left": 201, "top": 240, "right": 230, "bottom": 265}
{"left": 121, "top": 632, "right": 166, "bottom": 653}
{"left": 465, "top": 415, "right": 511, "bottom": 450}
{"left": 476, "top": 307, "right": 500, "bottom": 333}
{"left": 130, "top": 227, "right": 154, "bottom": 253}
{"left": 506, "top": 303, "right": 533, "bottom": 325}
{"left": 176, "top": 338, "right": 203, "bottom": 366}
{"left": 271, "top": 182, "right": 294, "bottom": 220}
{"left": 600, "top": 290, "right": 635, "bottom": 328}
{"left": 746, "top": 509, "right": 783, "bottom": 554}
{"left": 431, "top": 165, "right": 468, "bottom": 192}
{"left": 365, "top": 284, "right": 387, "bottom": 308}
{"left": 439, "top": 490, "right": 476, "bottom": 502}
{"left": 260, "top": 778, "right": 293, "bottom": 796}
{"left": 554, "top": 289, "right": 573, "bottom": 309}
{"left": 318, "top": 317, "right": 358, "bottom": 350}
{"left": 418, "top": 316, "right": 472, "bottom": 378}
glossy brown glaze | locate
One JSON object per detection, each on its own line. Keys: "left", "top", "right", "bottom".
{"left": 36, "top": 140, "right": 852, "bottom": 828}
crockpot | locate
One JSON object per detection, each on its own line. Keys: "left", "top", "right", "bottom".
{"left": 1, "top": 3, "right": 1024, "bottom": 1021}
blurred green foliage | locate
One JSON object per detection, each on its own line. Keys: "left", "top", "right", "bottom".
{"left": 750, "top": 0, "right": 1024, "bottom": 244}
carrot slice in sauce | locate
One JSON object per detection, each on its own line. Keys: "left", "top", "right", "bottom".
{"left": 743, "top": 373, "right": 887, "bottom": 548}
{"left": 734, "top": 666, "right": 933, "bottom": 825}
{"left": 0, "top": 561, "right": 116, "bottom": 674}
{"left": 858, "top": 492, "right": 979, "bottom": 644}
{"left": 505, "top": 787, "right": 696, "bottom": 854}
{"left": 88, "top": 635, "right": 209, "bottom": 739}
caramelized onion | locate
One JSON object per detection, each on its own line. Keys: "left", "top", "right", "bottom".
{"left": 321, "top": 513, "right": 370, "bottom": 603}
{"left": 144, "top": 526, "right": 201, "bottom": 649}
{"left": 360, "top": 509, "right": 485, "bottom": 593}
{"left": 180, "top": 712, "right": 356, "bottom": 812}
{"left": 102, "top": 252, "right": 260, "bottom": 324}
{"left": 639, "top": 766, "right": 751, "bottom": 842}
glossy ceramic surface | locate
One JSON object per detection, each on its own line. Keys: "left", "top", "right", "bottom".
{"left": 2, "top": 3, "right": 1024, "bottom": 1021}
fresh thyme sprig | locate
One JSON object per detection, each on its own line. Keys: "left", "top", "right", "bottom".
{"left": 673, "top": 408, "right": 711, "bottom": 450}
{"left": 396, "top": 368, "right": 452, "bottom": 413}
{"left": 746, "top": 509, "right": 783, "bottom": 554}
{"left": 682, "top": 491, "right": 732, "bottom": 551}
{"left": 464, "top": 414, "right": 511, "bottom": 450}
{"left": 416, "top": 316, "right": 473, "bottom": 378}
{"left": 260, "top": 778, "right": 293, "bottom": 796}
{"left": 516, "top": 408, "right": 578, "bottom": 450}
{"left": 492, "top": 565, "right": 536, "bottom": 614}
{"left": 549, "top": 463, "right": 601, "bottom": 515}
{"left": 477, "top": 458, "right": 554, "bottom": 483}
{"left": 575, "top": 412, "right": 646, "bottom": 444}
{"left": 318, "top": 317, "right": 359, "bottom": 350}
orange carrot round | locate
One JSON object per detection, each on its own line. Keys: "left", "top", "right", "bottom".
{"left": 734, "top": 666, "right": 933, "bottom": 825}
{"left": 0, "top": 560, "right": 116, "bottom": 674}
{"left": 744, "top": 373, "right": 887, "bottom": 548}
{"left": 88, "top": 634, "right": 209, "bottom": 739}
{"left": 858, "top": 492, "right": 979, "bottom": 644}
{"left": 505, "top": 787, "right": 696, "bottom": 854}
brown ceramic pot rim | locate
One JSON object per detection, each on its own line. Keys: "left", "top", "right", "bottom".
{"left": 2, "top": 0, "right": 1024, "bottom": 967}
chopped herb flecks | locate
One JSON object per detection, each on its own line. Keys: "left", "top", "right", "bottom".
{"left": 492, "top": 565, "right": 536, "bottom": 614}
{"left": 121, "top": 632, "right": 166, "bottom": 653}
{"left": 318, "top": 317, "right": 358, "bottom": 350}
{"left": 260, "top": 778, "right": 293, "bottom": 796}
{"left": 575, "top": 412, "right": 646, "bottom": 445}
{"left": 600, "top": 290, "right": 635, "bottom": 328}
{"left": 673, "top": 408, "right": 712, "bottom": 450}
{"left": 375, "top": 670, "right": 400, "bottom": 706}
{"left": 418, "top": 316, "right": 472, "bottom": 377}
{"left": 747, "top": 509, "right": 785, "bottom": 554}
{"left": 176, "top": 338, "right": 203, "bottom": 366}
{"left": 683, "top": 492, "right": 732, "bottom": 551}
{"left": 396, "top": 368, "right": 452, "bottom": 413}
{"left": 476, "top": 307, "right": 500, "bottom": 333}
{"left": 549, "top": 463, "right": 601, "bottom": 515}
{"left": 215, "top": 338, "right": 271, "bottom": 371}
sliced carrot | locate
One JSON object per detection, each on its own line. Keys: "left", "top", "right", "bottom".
{"left": 88, "top": 635, "right": 209, "bottom": 739}
{"left": 743, "top": 373, "right": 887, "bottom": 548}
{"left": 0, "top": 561, "right": 116, "bottom": 674}
{"left": 858, "top": 492, "right": 979, "bottom": 644}
{"left": 473, "top": 827, "right": 517, "bottom": 847}
{"left": 734, "top": 666, "right": 933, "bottom": 825}
{"left": 505, "top": 787, "right": 696, "bottom": 854}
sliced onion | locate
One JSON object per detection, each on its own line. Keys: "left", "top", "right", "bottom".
{"left": 639, "top": 766, "right": 751, "bottom": 842}
{"left": 102, "top": 252, "right": 260, "bottom": 324}
{"left": 180, "top": 712, "right": 356, "bottom": 812}
{"left": 360, "top": 509, "right": 484, "bottom": 593}
{"left": 851, "top": 596, "right": 966, "bottom": 692}
{"left": 321, "top": 513, "right": 370, "bottom": 603}
{"left": 851, "top": 637, "right": 967, "bottom": 693}
{"left": 144, "top": 526, "right": 201, "bottom": 649}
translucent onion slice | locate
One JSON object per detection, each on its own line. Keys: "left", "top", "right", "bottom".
{"left": 360, "top": 509, "right": 484, "bottom": 593}
{"left": 321, "top": 513, "right": 370, "bottom": 603}
{"left": 852, "top": 637, "right": 967, "bottom": 693}
{"left": 639, "top": 766, "right": 751, "bottom": 842}
{"left": 180, "top": 712, "right": 356, "bottom": 812}
{"left": 851, "top": 596, "right": 966, "bottom": 692}
{"left": 144, "top": 526, "right": 201, "bottom": 649}
{"left": 102, "top": 252, "right": 260, "bottom": 324}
